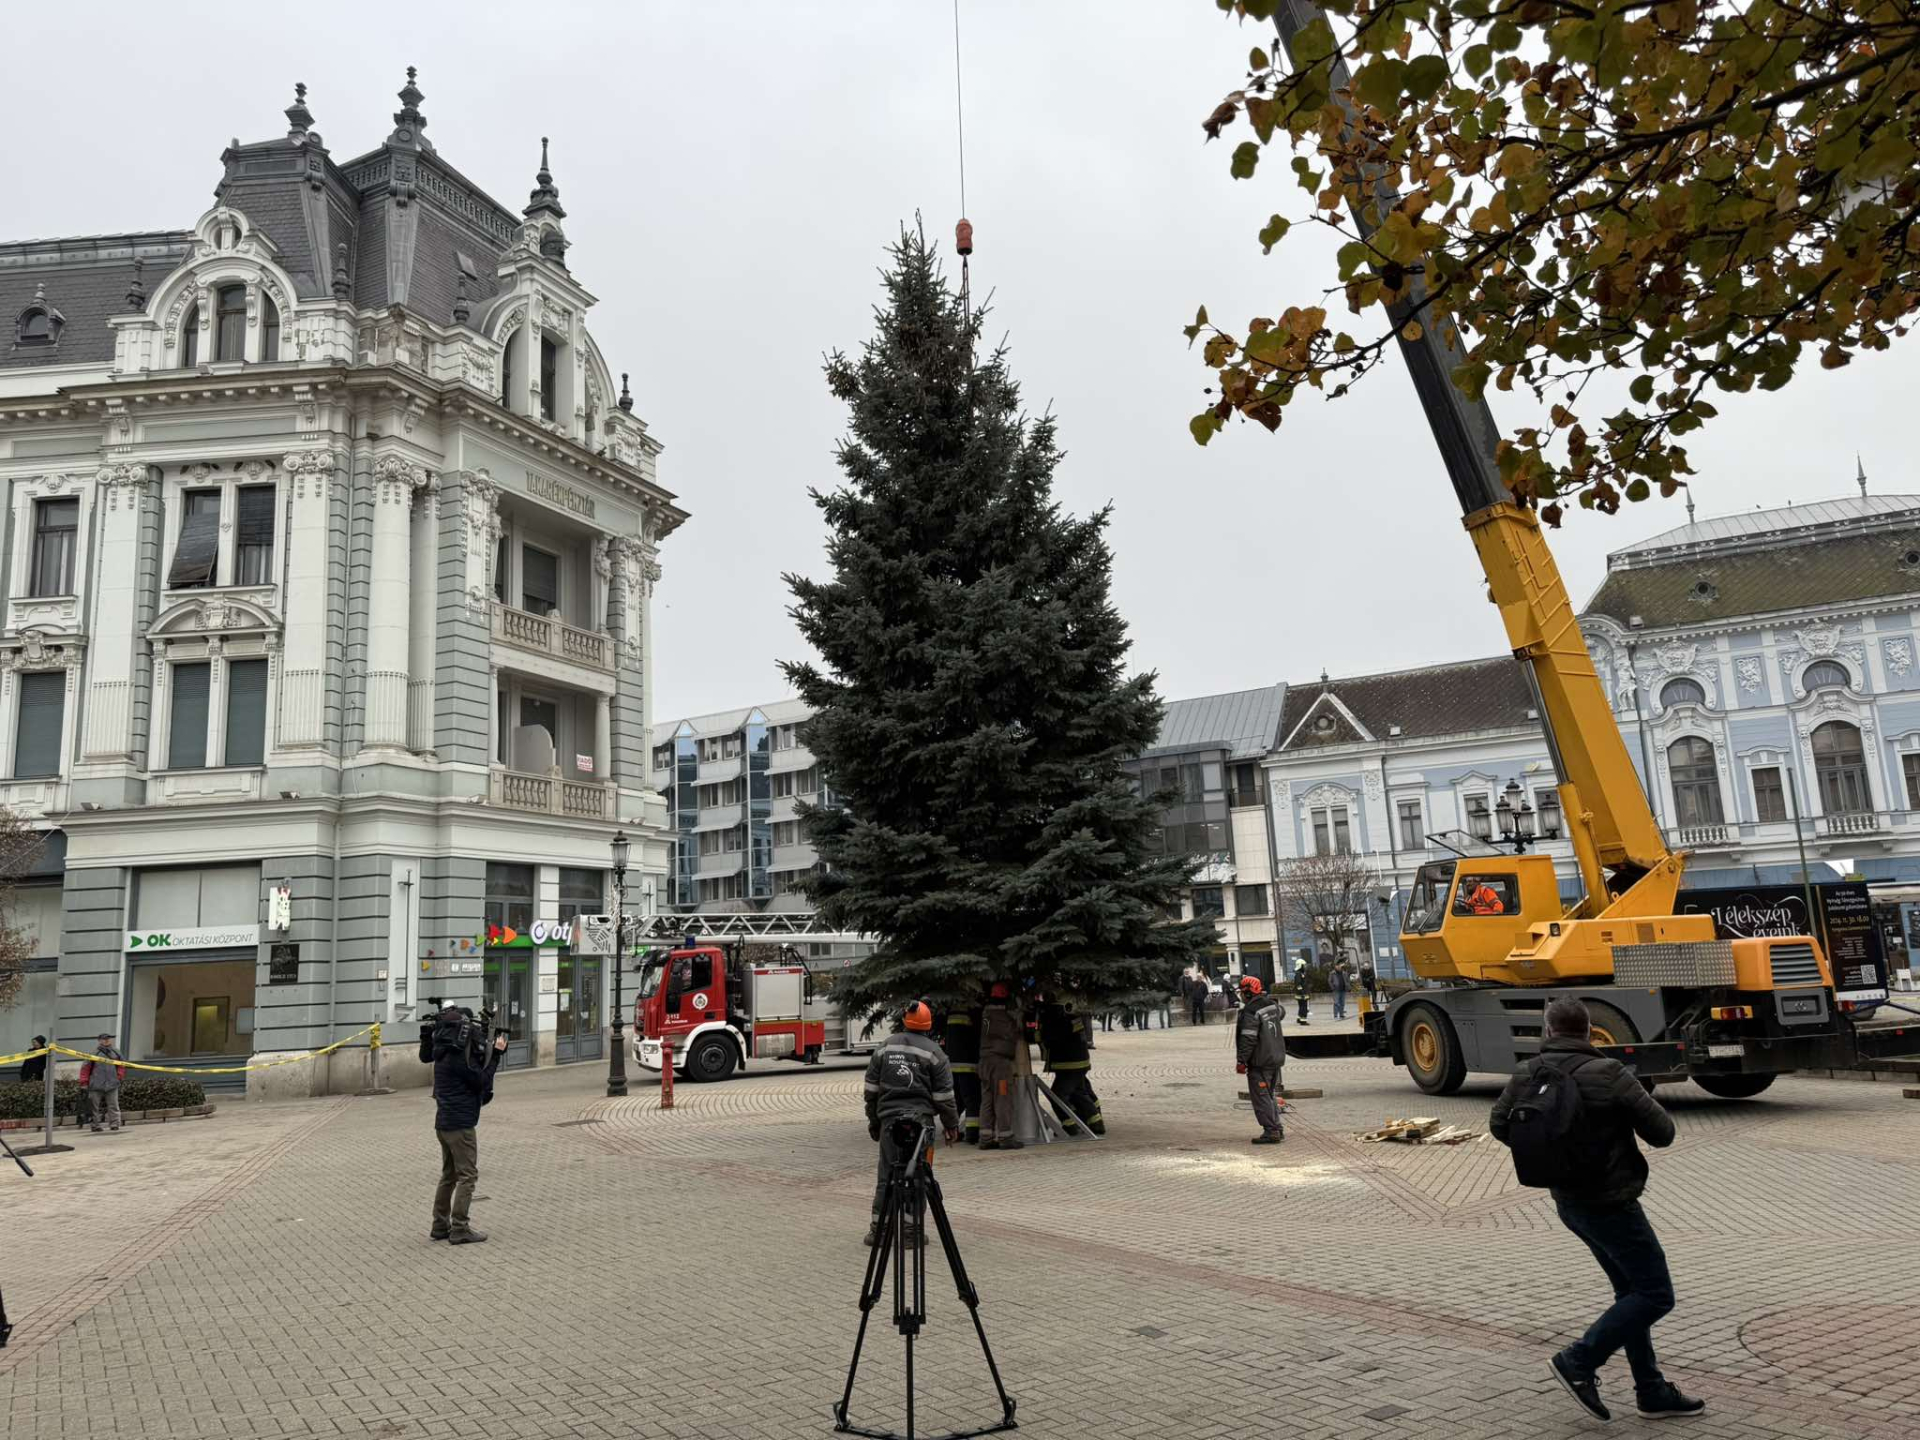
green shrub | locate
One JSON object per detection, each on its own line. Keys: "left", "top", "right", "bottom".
{"left": 0, "top": 1074, "right": 206, "bottom": 1120}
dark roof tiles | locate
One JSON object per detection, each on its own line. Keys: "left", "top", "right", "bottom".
{"left": 1277, "top": 657, "right": 1534, "bottom": 748}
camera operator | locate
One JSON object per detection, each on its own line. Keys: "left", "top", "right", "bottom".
{"left": 426, "top": 1007, "right": 508, "bottom": 1245}
{"left": 862, "top": 1001, "right": 961, "bottom": 1248}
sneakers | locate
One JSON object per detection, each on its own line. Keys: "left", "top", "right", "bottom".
{"left": 429, "top": 1227, "right": 450, "bottom": 1242}
{"left": 1549, "top": 1353, "right": 1611, "bottom": 1423}
{"left": 1252, "top": 1131, "right": 1284, "bottom": 1145}
{"left": 1636, "top": 1383, "right": 1706, "bottom": 1419}
{"left": 447, "top": 1228, "right": 488, "bottom": 1245}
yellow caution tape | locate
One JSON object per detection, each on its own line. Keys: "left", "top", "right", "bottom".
{"left": 2, "top": 1046, "right": 50, "bottom": 1067}
{"left": 46, "top": 1024, "right": 377, "bottom": 1076}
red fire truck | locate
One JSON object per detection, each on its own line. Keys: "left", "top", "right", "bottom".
{"left": 632, "top": 940, "right": 873, "bottom": 1082}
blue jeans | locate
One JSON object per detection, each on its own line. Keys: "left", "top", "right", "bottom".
{"left": 1332, "top": 991, "right": 1347, "bottom": 1019}
{"left": 1554, "top": 1198, "right": 1674, "bottom": 1392}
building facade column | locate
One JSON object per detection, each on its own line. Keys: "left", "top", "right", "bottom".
{"left": 277, "top": 449, "right": 342, "bottom": 750}
{"left": 80, "top": 463, "right": 160, "bottom": 765}
{"left": 364, "top": 455, "right": 426, "bottom": 749}
{"left": 407, "top": 475, "right": 438, "bottom": 752}
{"left": 595, "top": 693, "right": 611, "bottom": 781}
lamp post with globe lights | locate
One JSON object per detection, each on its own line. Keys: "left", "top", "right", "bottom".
{"left": 607, "top": 829, "right": 630, "bottom": 1097}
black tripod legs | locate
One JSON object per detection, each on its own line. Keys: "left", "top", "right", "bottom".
{"left": 836, "top": 1141, "right": 1016, "bottom": 1440}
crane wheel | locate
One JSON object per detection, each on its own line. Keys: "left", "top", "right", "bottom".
{"left": 1693, "top": 1073, "right": 1776, "bottom": 1100}
{"left": 1402, "top": 1003, "right": 1467, "bottom": 1095}
{"left": 686, "top": 1035, "right": 737, "bottom": 1083}
{"left": 1582, "top": 1001, "right": 1641, "bottom": 1052}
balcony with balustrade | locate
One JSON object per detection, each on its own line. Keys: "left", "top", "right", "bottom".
{"left": 488, "top": 765, "right": 613, "bottom": 819}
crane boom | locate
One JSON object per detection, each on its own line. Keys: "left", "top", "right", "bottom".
{"left": 1271, "top": 0, "right": 1672, "bottom": 909}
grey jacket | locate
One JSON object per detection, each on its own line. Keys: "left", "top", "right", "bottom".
{"left": 1235, "top": 995, "right": 1285, "bottom": 1068}
{"left": 83, "top": 1046, "right": 124, "bottom": 1091}
{"left": 864, "top": 1031, "right": 960, "bottom": 1131}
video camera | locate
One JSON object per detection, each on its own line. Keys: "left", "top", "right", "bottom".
{"left": 418, "top": 997, "right": 504, "bottom": 1067}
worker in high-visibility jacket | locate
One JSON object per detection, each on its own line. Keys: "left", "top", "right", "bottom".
{"left": 939, "top": 1004, "right": 983, "bottom": 1143}
{"left": 1036, "top": 1000, "right": 1106, "bottom": 1136}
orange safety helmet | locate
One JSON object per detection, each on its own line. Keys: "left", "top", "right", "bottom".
{"left": 1239, "top": 975, "right": 1263, "bottom": 995}
{"left": 988, "top": 981, "right": 1011, "bottom": 1000}
{"left": 903, "top": 1002, "right": 934, "bottom": 1032}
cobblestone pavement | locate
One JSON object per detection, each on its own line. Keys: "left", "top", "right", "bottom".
{"left": 2, "top": 1022, "right": 1915, "bottom": 1440}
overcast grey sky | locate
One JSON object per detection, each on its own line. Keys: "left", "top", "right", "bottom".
{"left": 6, "top": 2, "right": 1914, "bottom": 721}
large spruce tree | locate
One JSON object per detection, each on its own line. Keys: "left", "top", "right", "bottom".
{"left": 785, "top": 229, "right": 1213, "bottom": 1020}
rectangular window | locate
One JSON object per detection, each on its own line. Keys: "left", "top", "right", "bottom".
{"left": 168, "top": 490, "right": 222, "bottom": 589}
{"left": 223, "top": 659, "right": 268, "bottom": 766}
{"left": 1191, "top": 886, "right": 1225, "bottom": 919}
{"left": 698, "top": 830, "right": 723, "bottom": 856}
{"left": 522, "top": 545, "right": 558, "bottom": 616}
{"left": 1311, "top": 806, "right": 1352, "bottom": 855}
{"left": 13, "top": 671, "right": 64, "bottom": 779}
{"left": 1906, "top": 755, "right": 1920, "bottom": 811}
{"left": 1397, "top": 798, "right": 1423, "bottom": 851}
{"left": 1333, "top": 810, "right": 1351, "bottom": 853}
{"left": 493, "top": 534, "right": 508, "bottom": 604}
{"left": 1228, "top": 761, "right": 1263, "bottom": 808}
{"left": 724, "top": 827, "right": 746, "bottom": 852}
{"left": 1753, "top": 766, "right": 1786, "bottom": 823}
{"left": 496, "top": 686, "right": 509, "bottom": 764}
{"left": 1312, "top": 809, "right": 1330, "bottom": 856}
{"left": 29, "top": 498, "right": 77, "bottom": 597}
{"left": 234, "top": 486, "right": 275, "bottom": 586}
{"left": 1233, "top": 883, "right": 1270, "bottom": 916}
{"left": 1465, "top": 793, "right": 1492, "bottom": 841}
{"left": 168, "top": 662, "right": 212, "bottom": 769}
{"left": 540, "top": 337, "right": 558, "bottom": 421}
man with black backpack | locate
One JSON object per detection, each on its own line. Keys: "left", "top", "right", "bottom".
{"left": 1233, "top": 975, "right": 1286, "bottom": 1144}
{"left": 1491, "top": 997, "right": 1703, "bottom": 1423}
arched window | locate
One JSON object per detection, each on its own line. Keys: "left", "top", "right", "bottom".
{"left": 1803, "top": 659, "right": 1851, "bottom": 691}
{"left": 500, "top": 332, "right": 515, "bottom": 408}
{"left": 214, "top": 284, "right": 247, "bottom": 362}
{"left": 1812, "top": 721, "right": 1870, "bottom": 814}
{"left": 539, "top": 336, "right": 558, "bottom": 421}
{"left": 18, "top": 309, "right": 52, "bottom": 343}
{"left": 1660, "top": 677, "right": 1706, "bottom": 708}
{"left": 1666, "top": 736, "right": 1724, "bottom": 826}
{"left": 261, "top": 293, "right": 280, "bottom": 362}
{"left": 180, "top": 310, "right": 199, "bottom": 367}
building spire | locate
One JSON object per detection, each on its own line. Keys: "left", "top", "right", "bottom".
{"left": 125, "top": 257, "right": 147, "bottom": 312}
{"left": 1685, "top": 490, "right": 1696, "bottom": 524}
{"left": 1857, "top": 453, "right": 1868, "bottom": 498}
{"left": 286, "top": 82, "right": 314, "bottom": 141}
{"left": 389, "top": 65, "right": 428, "bottom": 148}
{"left": 524, "top": 136, "right": 566, "bottom": 220}
{"left": 618, "top": 373, "right": 634, "bottom": 412}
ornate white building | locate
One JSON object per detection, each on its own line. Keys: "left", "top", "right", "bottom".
{"left": 0, "top": 73, "right": 683, "bottom": 1087}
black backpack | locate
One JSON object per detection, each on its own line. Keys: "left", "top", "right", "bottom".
{"left": 1506, "top": 1055, "right": 1597, "bottom": 1188}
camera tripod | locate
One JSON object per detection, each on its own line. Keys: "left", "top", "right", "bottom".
{"left": 834, "top": 1121, "right": 1016, "bottom": 1440}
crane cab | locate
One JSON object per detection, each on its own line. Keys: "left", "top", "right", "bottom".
{"left": 1401, "top": 855, "right": 1564, "bottom": 983}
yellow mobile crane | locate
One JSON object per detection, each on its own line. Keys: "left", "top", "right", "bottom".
{"left": 1264, "top": 1, "right": 1912, "bottom": 1096}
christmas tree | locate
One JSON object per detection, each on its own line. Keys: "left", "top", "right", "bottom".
{"left": 785, "top": 228, "right": 1213, "bottom": 1020}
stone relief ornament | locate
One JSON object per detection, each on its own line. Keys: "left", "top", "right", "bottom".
{"left": 1656, "top": 642, "right": 1697, "bottom": 674}
{"left": 1885, "top": 637, "right": 1914, "bottom": 676}
{"left": 1796, "top": 622, "right": 1842, "bottom": 657}
{"left": 1736, "top": 656, "right": 1765, "bottom": 692}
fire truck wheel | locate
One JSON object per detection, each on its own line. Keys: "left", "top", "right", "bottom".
{"left": 687, "top": 1035, "right": 737, "bottom": 1083}
{"left": 1692, "top": 1072, "right": 1776, "bottom": 1099}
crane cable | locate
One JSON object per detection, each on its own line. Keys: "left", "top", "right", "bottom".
{"left": 953, "top": 0, "right": 973, "bottom": 326}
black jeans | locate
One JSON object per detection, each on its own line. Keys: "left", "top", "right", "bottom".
{"left": 1554, "top": 1198, "right": 1674, "bottom": 1392}
{"left": 1189, "top": 998, "right": 1206, "bottom": 1025}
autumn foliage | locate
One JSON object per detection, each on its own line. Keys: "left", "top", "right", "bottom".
{"left": 1190, "top": 0, "right": 1920, "bottom": 522}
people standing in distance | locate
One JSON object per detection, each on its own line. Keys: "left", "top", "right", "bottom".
{"left": 78, "top": 1034, "right": 125, "bottom": 1134}
{"left": 975, "top": 983, "right": 1024, "bottom": 1153}
{"left": 429, "top": 1008, "right": 508, "bottom": 1245}
{"left": 863, "top": 1002, "right": 962, "bottom": 1246}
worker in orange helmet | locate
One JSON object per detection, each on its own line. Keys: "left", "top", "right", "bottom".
{"left": 862, "top": 1000, "right": 962, "bottom": 1247}
{"left": 976, "top": 980, "right": 1024, "bottom": 1152}
{"left": 1235, "top": 974, "right": 1287, "bottom": 1144}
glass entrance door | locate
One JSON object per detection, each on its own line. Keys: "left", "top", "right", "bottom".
{"left": 482, "top": 950, "right": 534, "bottom": 1068}
{"left": 555, "top": 952, "right": 603, "bottom": 1061}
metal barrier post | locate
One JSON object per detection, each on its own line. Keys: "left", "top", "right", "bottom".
{"left": 660, "top": 1040, "right": 674, "bottom": 1110}
{"left": 356, "top": 1022, "right": 393, "bottom": 1097}
{"left": 18, "top": 1044, "right": 74, "bottom": 1157}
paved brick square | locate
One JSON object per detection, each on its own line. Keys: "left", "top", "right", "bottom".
{"left": 1, "top": 1022, "right": 1914, "bottom": 1439}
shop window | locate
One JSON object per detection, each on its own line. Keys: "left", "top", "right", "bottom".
{"left": 168, "top": 490, "right": 222, "bottom": 588}
{"left": 168, "top": 662, "right": 212, "bottom": 769}
{"left": 29, "top": 498, "right": 77, "bottom": 597}
{"left": 1753, "top": 765, "right": 1787, "bottom": 823}
{"left": 128, "top": 959, "right": 254, "bottom": 1062}
{"left": 224, "top": 659, "right": 269, "bottom": 766}
{"left": 235, "top": 486, "right": 275, "bottom": 585}
{"left": 213, "top": 284, "right": 246, "bottom": 362}
{"left": 13, "top": 672, "right": 65, "bottom": 779}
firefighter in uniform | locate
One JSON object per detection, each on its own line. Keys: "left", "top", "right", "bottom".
{"left": 1036, "top": 999, "right": 1106, "bottom": 1136}
{"left": 863, "top": 1002, "right": 962, "bottom": 1247}
{"left": 940, "top": 1003, "right": 983, "bottom": 1144}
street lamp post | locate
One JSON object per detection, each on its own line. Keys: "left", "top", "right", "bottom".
{"left": 607, "top": 829, "right": 630, "bottom": 1098}
{"left": 1496, "top": 778, "right": 1537, "bottom": 854}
